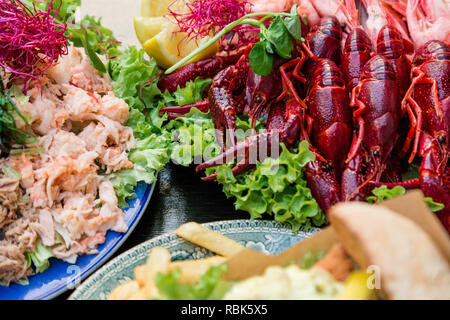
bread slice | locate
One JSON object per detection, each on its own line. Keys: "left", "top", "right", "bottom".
{"left": 329, "top": 202, "right": 450, "bottom": 300}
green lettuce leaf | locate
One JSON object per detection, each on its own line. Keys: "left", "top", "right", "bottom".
{"left": 366, "top": 185, "right": 406, "bottom": 204}
{"left": 424, "top": 197, "right": 445, "bottom": 213}
{"left": 162, "top": 77, "right": 211, "bottom": 107}
{"left": 106, "top": 47, "right": 172, "bottom": 206}
{"left": 109, "top": 47, "right": 162, "bottom": 116}
{"left": 209, "top": 141, "right": 326, "bottom": 231}
{"left": 27, "top": 239, "right": 54, "bottom": 274}
{"left": 367, "top": 186, "right": 444, "bottom": 213}
{"left": 22, "top": 0, "right": 81, "bottom": 24}
{"left": 167, "top": 108, "right": 219, "bottom": 166}
{"left": 68, "top": 15, "right": 119, "bottom": 55}
{"left": 111, "top": 128, "right": 171, "bottom": 208}
{"left": 161, "top": 96, "right": 325, "bottom": 230}
{"left": 300, "top": 250, "right": 327, "bottom": 269}
{"left": 155, "top": 264, "right": 231, "bottom": 300}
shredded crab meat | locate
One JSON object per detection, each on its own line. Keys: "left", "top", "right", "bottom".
{"left": 1, "top": 47, "right": 137, "bottom": 282}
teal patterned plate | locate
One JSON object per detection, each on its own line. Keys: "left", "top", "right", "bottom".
{"left": 69, "top": 220, "right": 320, "bottom": 300}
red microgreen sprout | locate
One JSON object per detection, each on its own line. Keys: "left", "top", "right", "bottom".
{"left": 0, "top": 0, "right": 69, "bottom": 91}
{"left": 165, "top": 5, "right": 303, "bottom": 75}
{"left": 168, "top": 0, "right": 253, "bottom": 47}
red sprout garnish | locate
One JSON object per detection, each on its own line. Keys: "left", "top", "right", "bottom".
{"left": 72, "top": 22, "right": 122, "bottom": 60}
{"left": 0, "top": 0, "right": 69, "bottom": 91}
{"left": 98, "top": 41, "right": 122, "bottom": 60}
{"left": 168, "top": 0, "right": 253, "bottom": 46}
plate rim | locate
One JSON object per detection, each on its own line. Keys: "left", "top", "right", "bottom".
{"left": 69, "top": 219, "right": 320, "bottom": 300}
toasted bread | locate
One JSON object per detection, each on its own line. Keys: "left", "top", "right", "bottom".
{"left": 329, "top": 202, "right": 450, "bottom": 300}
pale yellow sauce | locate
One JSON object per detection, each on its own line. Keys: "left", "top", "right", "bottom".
{"left": 224, "top": 265, "right": 344, "bottom": 300}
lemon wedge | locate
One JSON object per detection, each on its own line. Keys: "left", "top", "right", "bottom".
{"left": 141, "top": 0, "right": 187, "bottom": 17}
{"left": 136, "top": 0, "right": 219, "bottom": 69}
{"left": 134, "top": 16, "right": 168, "bottom": 45}
{"left": 339, "top": 271, "right": 377, "bottom": 300}
{"left": 142, "top": 23, "right": 219, "bottom": 69}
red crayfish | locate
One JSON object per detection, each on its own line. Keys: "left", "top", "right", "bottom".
{"left": 156, "top": 14, "right": 450, "bottom": 231}
{"left": 385, "top": 40, "right": 450, "bottom": 230}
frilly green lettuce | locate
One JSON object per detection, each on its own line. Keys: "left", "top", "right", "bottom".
{"left": 155, "top": 264, "right": 230, "bottom": 300}
{"left": 109, "top": 46, "right": 162, "bottom": 116}
{"left": 367, "top": 185, "right": 444, "bottom": 212}
{"left": 208, "top": 141, "right": 327, "bottom": 231}
{"left": 111, "top": 133, "right": 171, "bottom": 207}
{"left": 165, "top": 104, "right": 326, "bottom": 229}
{"left": 107, "top": 46, "right": 171, "bottom": 206}
{"left": 26, "top": 239, "right": 54, "bottom": 274}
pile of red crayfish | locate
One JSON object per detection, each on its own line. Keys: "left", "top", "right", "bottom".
{"left": 158, "top": 12, "right": 449, "bottom": 231}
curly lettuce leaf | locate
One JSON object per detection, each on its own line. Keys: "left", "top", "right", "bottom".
{"left": 22, "top": 0, "right": 81, "bottom": 24}
{"left": 210, "top": 141, "right": 326, "bottom": 230}
{"left": 155, "top": 264, "right": 230, "bottom": 300}
{"left": 109, "top": 47, "right": 162, "bottom": 117}
{"left": 300, "top": 250, "right": 327, "bottom": 269}
{"left": 163, "top": 99, "right": 324, "bottom": 230}
{"left": 167, "top": 108, "right": 219, "bottom": 166}
{"left": 367, "top": 186, "right": 444, "bottom": 213}
{"left": 68, "top": 15, "right": 119, "bottom": 55}
{"left": 26, "top": 239, "right": 54, "bottom": 274}
{"left": 423, "top": 197, "right": 445, "bottom": 213}
{"left": 105, "top": 46, "right": 172, "bottom": 206}
{"left": 111, "top": 125, "right": 171, "bottom": 208}
{"left": 162, "top": 77, "right": 211, "bottom": 107}
{"left": 366, "top": 185, "right": 406, "bottom": 204}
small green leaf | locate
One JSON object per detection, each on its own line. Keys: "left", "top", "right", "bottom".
{"left": 265, "top": 41, "right": 275, "bottom": 55}
{"left": 284, "top": 6, "right": 303, "bottom": 41}
{"left": 424, "top": 197, "right": 445, "bottom": 212}
{"left": 80, "top": 28, "right": 106, "bottom": 73}
{"left": 266, "top": 16, "right": 294, "bottom": 59}
{"left": 249, "top": 41, "right": 274, "bottom": 76}
{"left": 301, "top": 250, "right": 326, "bottom": 269}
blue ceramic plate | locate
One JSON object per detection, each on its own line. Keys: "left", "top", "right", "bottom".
{"left": 69, "top": 220, "right": 320, "bottom": 300}
{"left": 0, "top": 181, "right": 156, "bottom": 300}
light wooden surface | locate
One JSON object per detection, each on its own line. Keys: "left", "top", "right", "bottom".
{"left": 80, "top": 0, "right": 141, "bottom": 47}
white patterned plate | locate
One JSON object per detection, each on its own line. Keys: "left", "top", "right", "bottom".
{"left": 69, "top": 220, "right": 320, "bottom": 300}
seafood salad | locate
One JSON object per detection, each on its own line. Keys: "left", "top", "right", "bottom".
{"left": 0, "top": 0, "right": 167, "bottom": 286}
{"left": 0, "top": 46, "right": 137, "bottom": 285}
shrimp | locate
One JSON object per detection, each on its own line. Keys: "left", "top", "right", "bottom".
{"left": 307, "top": 0, "right": 359, "bottom": 29}
{"left": 9, "top": 153, "right": 34, "bottom": 189}
{"left": 406, "top": 0, "right": 450, "bottom": 48}
{"left": 99, "top": 92, "right": 130, "bottom": 125}
{"left": 361, "top": 0, "right": 411, "bottom": 48}
{"left": 249, "top": 0, "right": 292, "bottom": 13}
{"left": 47, "top": 46, "right": 112, "bottom": 93}
{"left": 296, "top": 0, "right": 321, "bottom": 26}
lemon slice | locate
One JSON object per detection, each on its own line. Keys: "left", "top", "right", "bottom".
{"left": 143, "top": 24, "right": 219, "bottom": 69}
{"left": 134, "top": 16, "right": 168, "bottom": 45}
{"left": 141, "top": 0, "right": 186, "bottom": 17}
{"left": 137, "top": 0, "right": 218, "bottom": 69}
{"left": 339, "top": 272, "right": 377, "bottom": 300}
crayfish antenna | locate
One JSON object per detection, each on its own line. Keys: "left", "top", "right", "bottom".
{"left": 201, "top": 161, "right": 256, "bottom": 182}
{"left": 159, "top": 99, "right": 210, "bottom": 117}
